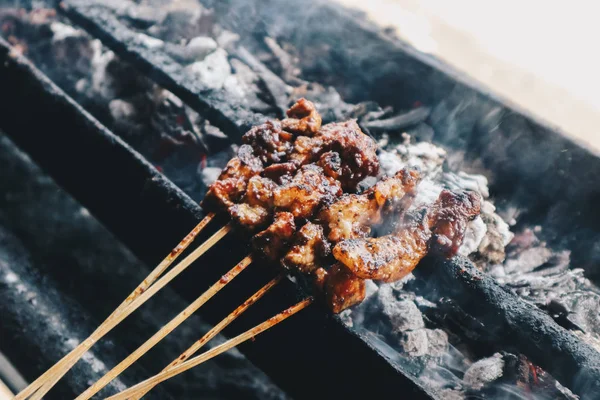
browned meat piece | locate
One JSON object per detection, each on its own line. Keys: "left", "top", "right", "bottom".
{"left": 288, "top": 121, "right": 379, "bottom": 191}
{"left": 333, "top": 189, "right": 481, "bottom": 283}
{"left": 333, "top": 210, "right": 431, "bottom": 282}
{"left": 282, "top": 222, "right": 330, "bottom": 273}
{"left": 261, "top": 162, "right": 298, "bottom": 184}
{"left": 229, "top": 176, "right": 277, "bottom": 230}
{"left": 288, "top": 135, "right": 323, "bottom": 166}
{"left": 280, "top": 98, "right": 322, "bottom": 135}
{"left": 273, "top": 164, "right": 342, "bottom": 220}
{"left": 318, "top": 168, "right": 421, "bottom": 243}
{"left": 201, "top": 146, "right": 263, "bottom": 210}
{"left": 242, "top": 120, "right": 294, "bottom": 164}
{"left": 324, "top": 263, "right": 366, "bottom": 313}
{"left": 317, "top": 120, "right": 379, "bottom": 191}
{"left": 317, "top": 151, "right": 342, "bottom": 181}
{"left": 429, "top": 190, "right": 481, "bottom": 257}
{"left": 252, "top": 212, "right": 296, "bottom": 263}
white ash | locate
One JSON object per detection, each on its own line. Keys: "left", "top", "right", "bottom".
{"left": 186, "top": 48, "right": 232, "bottom": 90}
{"left": 186, "top": 36, "right": 218, "bottom": 60}
{"left": 426, "top": 329, "right": 450, "bottom": 357}
{"left": 200, "top": 167, "right": 222, "bottom": 187}
{"left": 442, "top": 171, "right": 489, "bottom": 198}
{"left": 463, "top": 353, "right": 505, "bottom": 390}
{"left": 109, "top": 99, "right": 137, "bottom": 122}
{"left": 458, "top": 216, "right": 487, "bottom": 257}
{"left": 215, "top": 29, "right": 240, "bottom": 49}
{"left": 377, "top": 286, "right": 424, "bottom": 332}
{"left": 400, "top": 329, "right": 429, "bottom": 357}
{"left": 50, "top": 21, "right": 83, "bottom": 41}
{"left": 90, "top": 40, "right": 117, "bottom": 100}
{"left": 135, "top": 32, "right": 164, "bottom": 49}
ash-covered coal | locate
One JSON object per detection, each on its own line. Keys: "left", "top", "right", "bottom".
{"left": 340, "top": 134, "right": 588, "bottom": 399}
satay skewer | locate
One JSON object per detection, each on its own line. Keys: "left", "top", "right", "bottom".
{"left": 106, "top": 297, "right": 314, "bottom": 400}
{"left": 18, "top": 219, "right": 229, "bottom": 400}
{"left": 132, "top": 274, "right": 283, "bottom": 399}
{"left": 75, "top": 255, "right": 253, "bottom": 400}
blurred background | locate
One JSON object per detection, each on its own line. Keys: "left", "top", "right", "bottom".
{"left": 337, "top": 0, "right": 600, "bottom": 151}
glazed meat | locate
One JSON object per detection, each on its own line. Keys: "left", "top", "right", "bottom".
{"left": 201, "top": 145, "right": 263, "bottom": 210}
{"left": 333, "top": 189, "right": 481, "bottom": 284}
{"left": 318, "top": 168, "right": 421, "bottom": 243}
{"left": 317, "top": 120, "right": 379, "bottom": 191}
{"left": 324, "top": 263, "right": 366, "bottom": 314}
{"left": 273, "top": 164, "right": 342, "bottom": 220}
{"left": 429, "top": 189, "right": 481, "bottom": 257}
{"left": 242, "top": 120, "right": 294, "bottom": 164}
{"left": 289, "top": 120, "right": 379, "bottom": 191}
{"left": 282, "top": 222, "right": 330, "bottom": 273}
{"left": 229, "top": 176, "right": 277, "bottom": 230}
{"left": 261, "top": 162, "right": 298, "bottom": 184}
{"left": 203, "top": 99, "right": 322, "bottom": 213}
{"left": 252, "top": 212, "right": 296, "bottom": 263}
{"left": 280, "top": 98, "right": 322, "bottom": 135}
{"left": 333, "top": 210, "right": 431, "bottom": 282}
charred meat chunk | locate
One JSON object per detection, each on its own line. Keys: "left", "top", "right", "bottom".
{"left": 281, "top": 98, "right": 322, "bottom": 135}
{"left": 333, "top": 210, "right": 431, "bottom": 282}
{"left": 333, "top": 189, "right": 481, "bottom": 284}
{"left": 288, "top": 120, "right": 379, "bottom": 191}
{"left": 318, "top": 168, "right": 421, "bottom": 243}
{"left": 317, "top": 120, "right": 379, "bottom": 191}
{"left": 229, "top": 176, "right": 277, "bottom": 230}
{"left": 282, "top": 222, "right": 330, "bottom": 273}
{"left": 261, "top": 162, "right": 298, "bottom": 184}
{"left": 324, "top": 263, "right": 366, "bottom": 313}
{"left": 242, "top": 120, "right": 294, "bottom": 164}
{"left": 317, "top": 151, "right": 342, "bottom": 181}
{"left": 429, "top": 190, "right": 481, "bottom": 257}
{"left": 252, "top": 212, "right": 296, "bottom": 263}
{"left": 273, "top": 164, "right": 342, "bottom": 220}
{"left": 202, "top": 146, "right": 263, "bottom": 210}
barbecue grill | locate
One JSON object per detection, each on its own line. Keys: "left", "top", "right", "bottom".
{"left": 1, "top": 1, "right": 600, "bottom": 399}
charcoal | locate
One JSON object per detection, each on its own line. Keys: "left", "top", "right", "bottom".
{"left": 426, "top": 329, "right": 450, "bottom": 357}
{"left": 463, "top": 353, "right": 505, "bottom": 390}
{"left": 186, "top": 48, "right": 231, "bottom": 90}
{"left": 400, "top": 329, "right": 429, "bottom": 357}
{"left": 378, "top": 290, "right": 425, "bottom": 332}
{"left": 362, "top": 107, "right": 431, "bottom": 133}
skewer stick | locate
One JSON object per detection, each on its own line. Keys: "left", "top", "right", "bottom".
{"left": 19, "top": 220, "right": 229, "bottom": 400}
{"left": 75, "top": 255, "right": 253, "bottom": 400}
{"left": 132, "top": 274, "right": 283, "bottom": 399}
{"left": 106, "top": 297, "right": 314, "bottom": 400}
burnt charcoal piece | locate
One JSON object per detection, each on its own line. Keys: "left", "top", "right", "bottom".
{"left": 60, "top": 0, "right": 266, "bottom": 139}
{"left": 417, "top": 255, "right": 600, "bottom": 399}
{"left": 361, "top": 106, "right": 431, "bottom": 133}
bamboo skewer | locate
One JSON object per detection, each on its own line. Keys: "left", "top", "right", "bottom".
{"left": 75, "top": 255, "right": 253, "bottom": 400}
{"left": 17, "top": 218, "right": 228, "bottom": 400}
{"left": 106, "top": 297, "right": 314, "bottom": 400}
{"left": 132, "top": 274, "right": 283, "bottom": 399}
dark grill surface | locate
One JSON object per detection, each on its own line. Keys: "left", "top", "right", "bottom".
{"left": 1, "top": 1, "right": 600, "bottom": 399}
